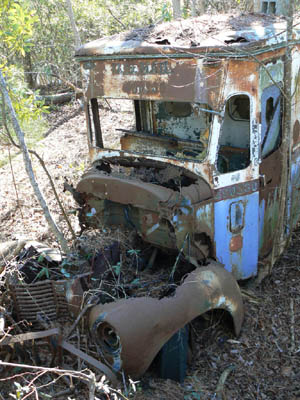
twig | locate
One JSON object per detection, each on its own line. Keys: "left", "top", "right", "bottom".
{"left": 8, "top": 148, "right": 23, "bottom": 220}
{"left": 290, "top": 298, "right": 295, "bottom": 353}
{"left": 2, "top": 115, "right": 76, "bottom": 241}
{"left": 0, "top": 360, "right": 89, "bottom": 378}
{"left": 215, "top": 364, "right": 235, "bottom": 400}
{"left": 77, "top": 327, "right": 81, "bottom": 371}
{"left": 0, "top": 307, "right": 23, "bottom": 334}
{"left": 107, "top": 8, "right": 126, "bottom": 29}
{"left": 51, "top": 388, "right": 74, "bottom": 398}
{"left": 88, "top": 370, "right": 96, "bottom": 400}
{"left": 0, "top": 360, "right": 102, "bottom": 397}
{"left": 22, "top": 370, "right": 48, "bottom": 400}
{"left": 50, "top": 72, "right": 84, "bottom": 97}
{"left": 65, "top": 298, "right": 95, "bottom": 339}
{"left": 104, "top": 99, "right": 112, "bottom": 111}
{"left": 169, "top": 233, "right": 189, "bottom": 281}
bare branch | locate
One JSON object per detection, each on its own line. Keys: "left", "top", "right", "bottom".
{"left": 65, "top": 0, "right": 81, "bottom": 50}
{"left": 0, "top": 69, "right": 69, "bottom": 253}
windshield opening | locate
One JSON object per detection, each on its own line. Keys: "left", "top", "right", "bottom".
{"left": 89, "top": 98, "right": 213, "bottom": 162}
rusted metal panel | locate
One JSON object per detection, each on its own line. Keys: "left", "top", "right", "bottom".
{"left": 85, "top": 58, "right": 227, "bottom": 110}
{"left": 214, "top": 180, "right": 259, "bottom": 202}
{"left": 215, "top": 192, "right": 259, "bottom": 279}
{"left": 10, "top": 278, "right": 83, "bottom": 326}
{"left": 76, "top": 163, "right": 213, "bottom": 260}
{"left": 258, "top": 59, "right": 284, "bottom": 258}
{"left": 10, "top": 280, "right": 69, "bottom": 325}
{"left": 88, "top": 262, "right": 243, "bottom": 377}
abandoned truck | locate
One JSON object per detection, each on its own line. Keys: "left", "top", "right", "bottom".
{"left": 70, "top": 14, "right": 300, "bottom": 379}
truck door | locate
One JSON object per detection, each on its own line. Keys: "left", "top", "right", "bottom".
{"left": 259, "top": 84, "right": 282, "bottom": 258}
{"left": 214, "top": 94, "right": 259, "bottom": 279}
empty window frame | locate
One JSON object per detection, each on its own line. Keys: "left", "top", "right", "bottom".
{"left": 261, "top": 84, "right": 282, "bottom": 158}
{"left": 217, "top": 94, "right": 251, "bottom": 173}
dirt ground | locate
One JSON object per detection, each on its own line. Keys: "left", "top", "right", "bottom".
{"left": 0, "top": 102, "right": 299, "bottom": 399}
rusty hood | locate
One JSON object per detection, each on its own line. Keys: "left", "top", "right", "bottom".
{"left": 89, "top": 262, "right": 243, "bottom": 378}
{"left": 77, "top": 165, "right": 212, "bottom": 210}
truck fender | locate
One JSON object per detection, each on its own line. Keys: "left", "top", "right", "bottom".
{"left": 89, "top": 261, "right": 244, "bottom": 378}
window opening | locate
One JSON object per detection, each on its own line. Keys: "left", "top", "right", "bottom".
{"left": 90, "top": 98, "right": 214, "bottom": 163}
{"left": 228, "top": 95, "right": 250, "bottom": 121}
{"left": 266, "top": 97, "right": 274, "bottom": 125}
{"left": 261, "top": 85, "right": 282, "bottom": 159}
{"left": 117, "top": 100, "right": 213, "bottom": 162}
{"left": 164, "top": 102, "right": 192, "bottom": 118}
{"left": 217, "top": 94, "right": 250, "bottom": 173}
{"left": 262, "top": 1, "right": 276, "bottom": 14}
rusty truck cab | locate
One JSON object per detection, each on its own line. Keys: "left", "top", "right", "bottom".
{"left": 73, "top": 14, "right": 300, "bottom": 380}
{"left": 76, "top": 14, "right": 296, "bottom": 281}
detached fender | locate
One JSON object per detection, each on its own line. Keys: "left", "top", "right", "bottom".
{"left": 89, "top": 261, "right": 243, "bottom": 378}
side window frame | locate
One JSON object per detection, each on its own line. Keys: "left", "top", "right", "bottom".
{"left": 261, "top": 84, "right": 282, "bottom": 159}
{"left": 217, "top": 93, "right": 251, "bottom": 174}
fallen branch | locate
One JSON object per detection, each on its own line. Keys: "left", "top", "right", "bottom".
{"left": 36, "top": 92, "right": 74, "bottom": 105}
{"left": 290, "top": 298, "right": 295, "bottom": 353}
{"left": 60, "top": 340, "right": 118, "bottom": 385}
{"left": 215, "top": 364, "right": 235, "bottom": 400}
{"left": 0, "top": 327, "right": 60, "bottom": 346}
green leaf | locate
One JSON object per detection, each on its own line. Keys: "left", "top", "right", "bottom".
{"left": 112, "top": 262, "right": 121, "bottom": 276}
{"left": 37, "top": 254, "right": 44, "bottom": 263}
{"left": 36, "top": 267, "right": 49, "bottom": 280}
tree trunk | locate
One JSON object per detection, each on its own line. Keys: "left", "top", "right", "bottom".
{"left": 172, "top": 0, "right": 181, "bottom": 19}
{"left": 0, "top": 69, "right": 69, "bottom": 253}
{"left": 252, "top": 0, "right": 261, "bottom": 13}
{"left": 23, "top": 51, "right": 35, "bottom": 89}
{"left": 270, "top": 0, "right": 294, "bottom": 269}
{"left": 65, "top": 0, "right": 81, "bottom": 50}
{"left": 191, "top": 0, "right": 205, "bottom": 16}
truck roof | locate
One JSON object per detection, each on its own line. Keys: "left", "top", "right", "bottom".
{"left": 75, "top": 13, "right": 296, "bottom": 59}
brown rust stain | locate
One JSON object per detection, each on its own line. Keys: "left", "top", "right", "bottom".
{"left": 121, "top": 59, "right": 198, "bottom": 101}
{"left": 226, "top": 60, "right": 259, "bottom": 94}
{"left": 86, "top": 57, "right": 227, "bottom": 108}
{"left": 214, "top": 180, "right": 259, "bottom": 202}
{"left": 77, "top": 171, "right": 179, "bottom": 211}
{"left": 293, "top": 119, "right": 300, "bottom": 146}
{"left": 229, "top": 234, "right": 243, "bottom": 252}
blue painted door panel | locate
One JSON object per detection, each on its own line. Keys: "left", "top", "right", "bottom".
{"left": 214, "top": 191, "right": 259, "bottom": 279}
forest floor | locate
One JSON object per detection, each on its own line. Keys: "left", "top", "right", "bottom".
{"left": 0, "top": 102, "right": 299, "bottom": 400}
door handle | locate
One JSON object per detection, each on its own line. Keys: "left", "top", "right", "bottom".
{"left": 259, "top": 174, "right": 266, "bottom": 188}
